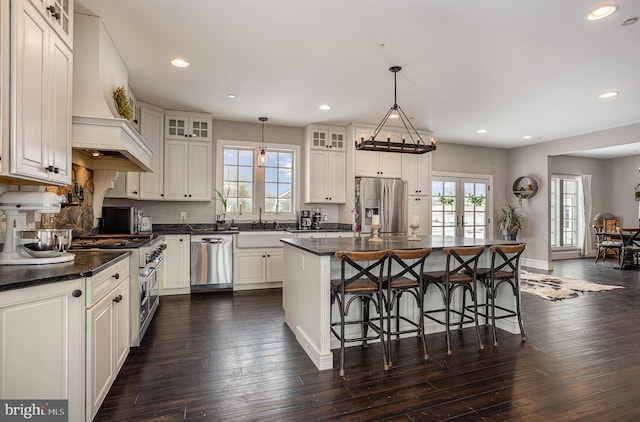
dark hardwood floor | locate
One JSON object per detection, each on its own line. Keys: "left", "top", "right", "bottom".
{"left": 95, "top": 258, "right": 640, "bottom": 421}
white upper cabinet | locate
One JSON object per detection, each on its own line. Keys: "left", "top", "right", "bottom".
{"left": 308, "top": 126, "right": 345, "bottom": 151}
{"left": 304, "top": 125, "right": 346, "bottom": 203}
{"left": 138, "top": 103, "right": 164, "bottom": 200}
{"left": 402, "top": 153, "right": 432, "bottom": 195}
{"left": 11, "top": 0, "right": 72, "bottom": 185}
{"left": 163, "top": 139, "right": 212, "bottom": 201}
{"left": 352, "top": 126, "right": 402, "bottom": 178}
{"left": 28, "top": 0, "right": 73, "bottom": 48}
{"left": 165, "top": 110, "right": 212, "bottom": 141}
{"left": 355, "top": 149, "right": 402, "bottom": 178}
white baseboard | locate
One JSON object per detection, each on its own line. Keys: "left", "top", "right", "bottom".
{"left": 521, "top": 257, "right": 551, "bottom": 270}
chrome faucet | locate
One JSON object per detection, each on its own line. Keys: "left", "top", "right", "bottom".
{"left": 252, "top": 207, "right": 266, "bottom": 229}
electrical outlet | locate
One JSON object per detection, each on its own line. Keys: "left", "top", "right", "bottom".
{"left": 180, "top": 211, "right": 187, "bottom": 221}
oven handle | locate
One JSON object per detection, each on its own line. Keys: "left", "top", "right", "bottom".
{"left": 140, "top": 256, "right": 164, "bottom": 278}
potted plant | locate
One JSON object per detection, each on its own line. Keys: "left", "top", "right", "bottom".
{"left": 496, "top": 202, "right": 525, "bottom": 240}
{"left": 216, "top": 188, "right": 229, "bottom": 222}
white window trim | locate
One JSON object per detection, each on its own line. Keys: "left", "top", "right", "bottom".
{"left": 216, "top": 139, "right": 300, "bottom": 222}
{"left": 550, "top": 173, "right": 582, "bottom": 250}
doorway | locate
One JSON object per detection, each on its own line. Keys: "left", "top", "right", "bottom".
{"left": 431, "top": 173, "right": 492, "bottom": 238}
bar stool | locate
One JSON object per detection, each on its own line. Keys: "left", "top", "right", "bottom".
{"left": 423, "top": 245, "right": 485, "bottom": 356}
{"left": 386, "top": 248, "right": 432, "bottom": 365}
{"left": 330, "top": 249, "right": 391, "bottom": 377}
{"left": 474, "top": 244, "right": 526, "bottom": 347}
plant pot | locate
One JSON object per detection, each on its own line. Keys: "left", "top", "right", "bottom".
{"left": 501, "top": 229, "right": 517, "bottom": 241}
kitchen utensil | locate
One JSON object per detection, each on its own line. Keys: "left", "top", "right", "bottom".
{"left": 20, "top": 228, "right": 73, "bottom": 258}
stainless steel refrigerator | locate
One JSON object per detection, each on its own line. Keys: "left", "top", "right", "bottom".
{"left": 355, "top": 177, "right": 407, "bottom": 234}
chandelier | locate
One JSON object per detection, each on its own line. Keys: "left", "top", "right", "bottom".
{"left": 355, "top": 66, "right": 436, "bottom": 154}
{"left": 257, "top": 117, "right": 268, "bottom": 167}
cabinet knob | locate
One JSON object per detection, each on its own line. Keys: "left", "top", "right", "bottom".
{"left": 267, "top": 254, "right": 270, "bottom": 258}
{"left": 262, "top": 254, "right": 266, "bottom": 258}
{"left": 112, "top": 273, "right": 120, "bottom": 280}
{"left": 46, "top": 6, "right": 60, "bottom": 20}
{"left": 46, "top": 165, "right": 54, "bottom": 172}
{"left": 133, "top": 191, "right": 138, "bottom": 195}
{"left": 113, "top": 295, "right": 123, "bottom": 303}
{"left": 72, "top": 289, "right": 82, "bottom": 297}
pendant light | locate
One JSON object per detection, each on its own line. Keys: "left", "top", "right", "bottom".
{"left": 257, "top": 117, "right": 268, "bottom": 167}
{"left": 355, "top": 66, "right": 436, "bottom": 155}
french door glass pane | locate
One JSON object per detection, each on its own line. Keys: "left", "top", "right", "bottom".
{"left": 432, "top": 177, "right": 489, "bottom": 238}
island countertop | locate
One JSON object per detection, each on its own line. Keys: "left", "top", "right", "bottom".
{"left": 281, "top": 234, "right": 517, "bottom": 256}
{"left": 0, "top": 250, "right": 130, "bottom": 292}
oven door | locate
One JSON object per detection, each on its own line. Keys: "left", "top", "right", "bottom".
{"left": 139, "top": 256, "right": 163, "bottom": 339}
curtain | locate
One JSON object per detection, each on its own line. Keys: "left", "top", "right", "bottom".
{"left": 580, "top": 174, "right": 593, "bottom": 256}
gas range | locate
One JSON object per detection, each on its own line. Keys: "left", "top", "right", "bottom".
{"left": 70, "top": 234, "right": 156, "bottom": 250}
{"left": 71, "top": 233, "right": 165, "bottom": 347}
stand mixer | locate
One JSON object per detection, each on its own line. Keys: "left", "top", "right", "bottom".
{"left": 0, "top": 191, "right": 75, "bottom": 265}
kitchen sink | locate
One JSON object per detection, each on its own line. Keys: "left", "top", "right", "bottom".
{"left": 235, "top": 231, "right": 294, "bottom": 248}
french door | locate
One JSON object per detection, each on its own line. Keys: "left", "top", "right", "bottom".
{"left": 431, "top": 173, "right": 492, "bottom": 238}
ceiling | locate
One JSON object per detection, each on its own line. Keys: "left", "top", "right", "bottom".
{"left": 74, "top": 0, "right": 640, "bottom": 153}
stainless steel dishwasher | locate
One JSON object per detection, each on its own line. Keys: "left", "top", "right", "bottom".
{"left": 190, "top": 235, "right": 233, "bottom": 291}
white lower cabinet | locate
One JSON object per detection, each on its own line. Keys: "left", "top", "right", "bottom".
{"left": 86, "top": 259, "right": 130, "bottom": 421}
{"left": 0, "top": 278, "right": 84, "bottom": 421}
{"left": 234, "top": 248, "right": 284, "bottom": 289}
{"left": 161, "top": 234, "right": 191, "bottom": 295}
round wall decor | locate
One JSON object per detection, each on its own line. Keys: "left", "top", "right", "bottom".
{"left": 513, "top": 176, "right": 538, "bottom": 199}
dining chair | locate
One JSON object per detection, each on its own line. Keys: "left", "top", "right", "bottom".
{"left": 474, "top": 244, "right": 527, "bottom": 347}
{"left": 593, "top": 225, "right": 622, "bottom": 264}
{"left": 330, "top": 249, "right": 391, "bottom": 377}
{"left": 423, "top": 245, "right": 485, "bottom": 356}
{"left": 386, "top": 248, "right": 432, "bottom": 365}
{"left": 617, "top": 227, "right": 640, "bottom": 271}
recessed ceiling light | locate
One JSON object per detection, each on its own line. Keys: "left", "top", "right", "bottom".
{"left": 623, "top": 17, "right": 639, "bottom": 26}
{"left": 477, "top": 129, "right": 487, "bottom": 134}
{"left": 227, "top": 94, "right": 236, "bottom": 99}
{"left": 599, "top": 91, "right": 619, "bottom": 98}
{"left": 587, "top": 4, "right": 619, "bottom": 21}
{"left": 170, "top": 58, "right": 190, "bottom": 68}
{"left": 319, "top": 104, "right": 331, "bottom": 110}
{"left": 522, "top": 135, "right": 533, "bottom": 140}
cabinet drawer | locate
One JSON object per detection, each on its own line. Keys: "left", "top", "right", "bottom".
{"left": 86, "top": 258, "right": 129, "bottom": 307}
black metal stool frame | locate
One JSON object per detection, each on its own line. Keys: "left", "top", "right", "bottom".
{"left": 473, "top": 244, "right": 526, "bottom": 347}
{"left": 423, "top": 246, "right": 485, "bottom": 356}
{"left": 385, "top": 248, "right": 432, "bottom": 365}
{"left": 330, "top": 250, "right": 391, "bottom": 377}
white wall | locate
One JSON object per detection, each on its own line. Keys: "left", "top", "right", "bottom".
{"left": 603, "top": 156, "right": 640, "bottom": 227}
{"left": 509, "top": 122, "right": 640, "bottom": 269}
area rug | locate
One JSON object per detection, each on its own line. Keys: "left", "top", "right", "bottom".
{"left": 519, "top": 270, "right": 624, "bottom": 301}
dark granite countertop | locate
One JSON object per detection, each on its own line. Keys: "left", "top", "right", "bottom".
{"left": 0, "top": 250, "right": 130, "bottom": 292}
{"left": 153, "top": 223, "right": 351, "bottom": 236}
{"left": 281, "top": 235, "right": 518, "bottom": 256}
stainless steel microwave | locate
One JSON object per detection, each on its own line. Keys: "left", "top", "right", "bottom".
{"left": 99, "top": 207, "right": 141, "bottom": 234}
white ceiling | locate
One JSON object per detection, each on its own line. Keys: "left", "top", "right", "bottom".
{"left": 74, "top": 0, "right": 640, "bottom": 154}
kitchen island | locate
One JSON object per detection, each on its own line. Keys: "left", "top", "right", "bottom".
{"left": 281, "top": 235, "right": 521, "bottom": 370}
